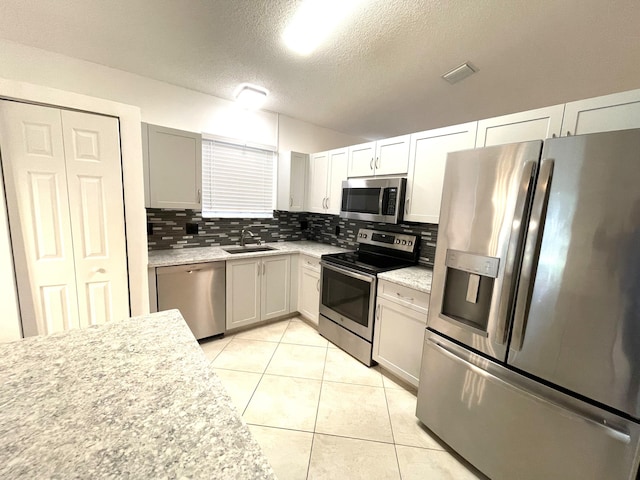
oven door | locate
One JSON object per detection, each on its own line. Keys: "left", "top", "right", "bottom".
{"left": 319, "top": 262, "right": 377, "bottom": 341}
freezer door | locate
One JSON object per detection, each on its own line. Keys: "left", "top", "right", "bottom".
{"left": 428, "top": 141, "right": 541, "bottom": 361}
{"left": 417, "top": 330, "right": 640, "bottom": 480}
{"left": 509, "top": 129, "right": 640, "bottom": 419}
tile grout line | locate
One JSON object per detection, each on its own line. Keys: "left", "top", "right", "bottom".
{"left": 306, "top": 339, "right": 330, "bottom": 479}
{"left": 238, "top": 328, "right": 285, "bottom": 417}
{"left": 383, "top": 374, "right": 404, "bottom": 480}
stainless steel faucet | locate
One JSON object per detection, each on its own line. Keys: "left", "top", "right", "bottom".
{"left": 240, "top": 228, "right": 255, "bottom": 247}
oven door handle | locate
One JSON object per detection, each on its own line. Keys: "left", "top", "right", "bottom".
{"left": 320, "top": 261, "right": 376, "bottom": 283}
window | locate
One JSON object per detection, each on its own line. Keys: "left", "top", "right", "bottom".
{"left": 201, "top": 137, "right": 276, "bottom": 218}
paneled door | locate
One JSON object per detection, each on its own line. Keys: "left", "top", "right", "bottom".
{"left": 61, "top": 110, "right": 129, "bottom": 328}
{"left": 0, "top": 101, "right": 129, "bottom": 336}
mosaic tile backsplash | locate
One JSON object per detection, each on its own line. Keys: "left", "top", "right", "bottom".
{"left": 147, "top": 209, "right": 438, "bottom": 267}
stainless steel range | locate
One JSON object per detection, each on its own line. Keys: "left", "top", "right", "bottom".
{"left": 319, "top": 228, "right": 419, "bottom": 366}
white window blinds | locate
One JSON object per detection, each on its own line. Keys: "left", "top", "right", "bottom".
{"left": 202, "top": 138, "right": 275, "bottom": 218}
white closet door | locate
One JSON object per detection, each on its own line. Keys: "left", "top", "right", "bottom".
{"left": 61, "top": 110, "right": 130, "bottom": 326}
{"left": 0, "top": 101, "right": 79, "bottom": 335}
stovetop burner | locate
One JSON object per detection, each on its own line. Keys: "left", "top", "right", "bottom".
{"left": 321, "top": 228, "right": 420, "bottom": 275}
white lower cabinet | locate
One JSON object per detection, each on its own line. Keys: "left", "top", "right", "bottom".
{"left": 226, "top": 254, "right": 290, "bottom": 330}
{"left": 297, "top": 255, "right": 321, "bottom": 326}
{"left": 373, "top": 280, "right": 430, "bottom": 387}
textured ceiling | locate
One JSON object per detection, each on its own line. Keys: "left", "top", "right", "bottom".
{"left": 0, "top": 0, "right": 638, "bottom": 139}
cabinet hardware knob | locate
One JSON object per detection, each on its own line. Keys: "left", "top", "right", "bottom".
{"left": 370, "top": 158, "right": 374, "bottom": 170}
{"left": 316, "top": 279, "right": 320, "bottom": 291}
{"left": 197, "top": 189, "right": 201, "bottom": 203}
{"left": 290, "top": 197, "right": 293, "bottom": 207}
{"left": 376, "top": 157, "right": 380, "bottom": 169}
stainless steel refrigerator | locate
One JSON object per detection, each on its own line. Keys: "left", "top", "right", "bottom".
{"left": 416, "top": 129, "right": 640, "bottom": 480}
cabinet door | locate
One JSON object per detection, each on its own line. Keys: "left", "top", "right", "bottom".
{"left": 298, "top": 266, "right": 320, "bottom": 326}
{"left": 373, "top": 297, "right": 427, "bottom": 387}
{"left": 147, "top": 124, "right": 202, "bottom": 209}
{"left": 289, "top": 152, "right": 307, "bottom": 211}
{"left": 406, "top": 122, "right": 477, "bottom": 223}
{"left": 306, "top": 151, "right": 329, "bottom": 213}
{"left": 375, "top": 134, "right": 410, "bottom": 176}
{"left": 476, "top": 105, "right": 564, "bottom": 147}
{"left": 561, "top": 89, "right": 640, "bottom": 136}
{"left": 347, "top": 141, "right": 376, "bottom": 177}
{"left": 326, "top": 148, "right": 348, "bottom": 214}
{"left": 261, "top": 255, "right": 290, "bottom": 320}
{"left": 226, "top": 258, "right": 260, "bottom": 329}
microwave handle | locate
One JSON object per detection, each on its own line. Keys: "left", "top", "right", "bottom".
{"left": 379, "top": 188, "right": 384, "bottom": 215}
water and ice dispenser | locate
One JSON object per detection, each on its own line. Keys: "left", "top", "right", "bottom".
{"left": 440, "top": 249, "right": 500, "bottom": 334}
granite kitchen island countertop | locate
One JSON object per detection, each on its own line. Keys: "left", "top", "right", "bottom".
{"left": 148, "top": 240, "right": 348, "bottom": 267}
{"left": 378, "top": 265, "right": 434, "bottom": 293}
{"left": 0, "top": 310, "right": 275, "bottom": 479}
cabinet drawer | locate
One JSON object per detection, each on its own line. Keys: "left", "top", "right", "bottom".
{"left": 377, "top": 279, "right": 430, "bottom": 314}
{"left": 300, "top": 254, "right": 320, "bottom": 273}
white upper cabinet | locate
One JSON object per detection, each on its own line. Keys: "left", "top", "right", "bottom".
{"left": 144, "top": 123, "right": 202, "bottom": 209}
{"left": 277, "top": 151, "right": 307, "bottom": 212}
{"left": 561, "top": 88, "right": 640, "bottom": 136}
{"left": 348, "top": 135, "right": 410, "bottom": 177}
{"left": 306, "top": 148, "right": 347, "bottom": 214}
{"left": 347, "top": 141, "right": 376, "bottom": 177}
{"left": 375, "top": 134, "right": 411, "bottom": 176}
{"left": 327, "top": 148, "right": 348, "bottom": 214}
{"left": 475, "top": 105, "right": 565, "bottom": 147}
{"left": 306, "top": 151, "right": 329, "bottom": 214}
{"left": 406, "top": 122, "right": 477, "bottom": 224}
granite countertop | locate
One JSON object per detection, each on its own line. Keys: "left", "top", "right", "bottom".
{"left": 148, "top": 240, "right": 349, "bottom": 267}
{"left": 378, "top": 265, "right": 434, "bottom": 294}
{"left": 0, "top": 310, "right": 275, "bottom": 479}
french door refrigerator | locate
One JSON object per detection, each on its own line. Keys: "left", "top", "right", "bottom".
{"left": 416, "top": 129, "right": 640, "bottom": 480}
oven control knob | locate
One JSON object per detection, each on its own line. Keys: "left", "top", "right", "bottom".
{"left": 402, "top": 240, "right": 407, "bottom": 245}
{"left": 395, "top": 239, "right": 401, "bottom": 244}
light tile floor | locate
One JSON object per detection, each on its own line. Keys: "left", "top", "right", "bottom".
{"left": 201, "top": 316, "right": 487, "bottom": 480}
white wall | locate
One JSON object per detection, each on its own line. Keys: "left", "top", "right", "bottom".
{"left": 278, "top": 114, "right": 365, "bottom": 153}
{"left": 0, "top": 39, "right": 365, "bottom": 151}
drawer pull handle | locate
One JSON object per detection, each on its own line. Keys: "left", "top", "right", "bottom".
{"left": 396, "top": 292, "right": 414, "bottom": 302}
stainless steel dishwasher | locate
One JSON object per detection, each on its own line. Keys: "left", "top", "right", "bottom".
{"left": 156, "top": 262, "right": 226, "bottom": 340}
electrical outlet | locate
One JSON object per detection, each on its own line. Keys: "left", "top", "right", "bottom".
{"left": 186, "top": 223, "right": 199, "bottom": 235}
{"left": 335, "top": 225, "right": 340, "bottom": 236}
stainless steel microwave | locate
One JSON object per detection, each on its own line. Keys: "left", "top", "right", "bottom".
{"left": 340, "top": 177, "right": 407, "bottom": 224}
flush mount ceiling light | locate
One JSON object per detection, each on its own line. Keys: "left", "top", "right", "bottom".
{"left": 234, "top": 83, "right": 269, "bottom": 110}
{"left": 282, "top": 0, "right": 365, "bottom": 56}
{"left": 442, "top": 62, "right": 478, "bottom": 85}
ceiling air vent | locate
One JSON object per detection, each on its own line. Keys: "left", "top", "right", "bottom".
{"left": 442, "top": 62, "right": 478, "bottom": 84}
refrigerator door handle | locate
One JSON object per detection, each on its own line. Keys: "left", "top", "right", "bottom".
{"left": 495, "top": 160, "right": 536, "bottom": 344}
{"left": 426, "top": 336, "right": 632, "bottom": 445}
{"left": 512, "top": 158, "right": 555, "bottom": 351}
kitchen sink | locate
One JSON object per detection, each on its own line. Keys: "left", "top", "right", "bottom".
{"left": 222, "top": 245, "right": 277, "bottom": 254}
